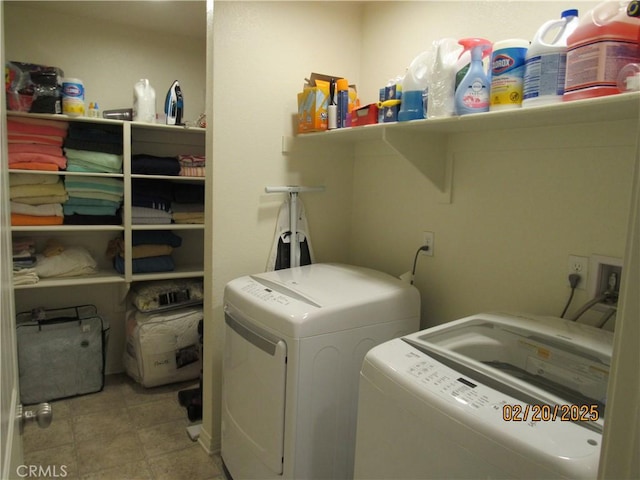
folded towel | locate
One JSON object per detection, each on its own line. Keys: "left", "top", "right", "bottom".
{"left": 178, "top": 154, "right": 206, "bottom": 167}
{"left": 8, "top": 119, "right": 68, "bottom": 138}
{"left": 114, "top": 254, "right": 175, "bottom": 274}
{"left": 10, "top": 172, "right": 60, "bottom": 186}
{"left": 11, "top": 201, "right": 63, "bottom": 217}
{"left": 11, "top": 214, "right": 64, "bottom": 226}
{"left": 179, "top": 166, "right": 205, "bottom": 177}
{"left": 9, "top": 180, "right": 66, "bottom": 201}
{"left": 132, "top": 230, "right": 182, "bottom": 247}
{"left": 8, "top": 133, "right": 64, "bottom": 146}
{"left": 13, "top": 268, "right": 39, "bottom": 286}
{"left": 8, "top": 152, "right": 67, "bottom": 169}
{"left": 8, "top": 144, "right": 63, "bottom": 156}
{"left": 64, "top": 148, "right": 123, "bottom": 173}
{"left": 35, "top": 246, "right": 97, "bottom": 278}
{"left": 8, "top": 161, "right": 60, "bottom": 172}
{"left": 131, "top": 154, "right": 180, "bottom": 176}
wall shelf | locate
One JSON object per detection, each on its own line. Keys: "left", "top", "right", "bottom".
{"left": 290, "top": 92, "right": 640, "bottom": 203}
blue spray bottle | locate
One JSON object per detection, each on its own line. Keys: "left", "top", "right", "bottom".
{"left": 454, "top": 38, "right": 492, "bottom": 115}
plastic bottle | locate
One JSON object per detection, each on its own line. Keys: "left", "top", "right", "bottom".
{"left": 489, "top": 38, "right": 529, "bottom": 111}
{"left": 133, "top": 79, "right": 156, "bottom": 123}
{"left": 523, "top": 9, "right": 579, "bottom": 107}
{"left": 455, "top": 38, "right": 492, "bottom": 115}
{"left": 336, "top": 78, "right": 349, "bottom": 128}
{"left": 398, "top": 51, "right": 431, "bottom": 121}
{"left": 564, "top": 1, "right": 640, "bottom": 101}
{"left": 62, "top": 78, "right": 85, "bottom": 117}
{"left": 427, "top": 38, "right": 460, "bottom": 119}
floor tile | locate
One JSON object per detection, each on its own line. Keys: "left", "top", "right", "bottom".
{"left": 22, "top": 443, "right": 78, "bottom": 479}
{"left": 23, "top": 416, "right": 74, "bottom": 453}
{"left": 147, "top": 444, "right": 221, "bottom": 480}
{"left": 128, "top": 397, "right": 187, "bottom": 429}
{"left": 138, "top": 418, "right": 192, "bottom": 457}
{"left": 76, "top": 431, "right": 145, "bottom": 475}
{"left": 79, "top": 460, "right": 153, "bottom": 480}
{"left": 72, "top": 407, "right": 134, "bottom": 443}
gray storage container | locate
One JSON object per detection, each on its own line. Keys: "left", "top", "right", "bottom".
{"left": 16, "top": 305, "right": 110, "bottom": 404}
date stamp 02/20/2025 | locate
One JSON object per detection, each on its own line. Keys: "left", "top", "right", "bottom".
{"left": 502, "top": 404, "right": 600, "bottom": 422}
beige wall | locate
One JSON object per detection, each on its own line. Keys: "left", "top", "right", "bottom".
{"left": 4, "top": 2, "right": 207, "bottom": 123}
{"left": 4, "top": 0, "right": 637, "bottom": 468}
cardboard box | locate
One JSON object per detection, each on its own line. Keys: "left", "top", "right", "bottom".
{"left": 350, "top": 103, "right": 378, "bottom": 127}
{"left": 298, "top": 85, "right": 329, "bottom": 133}
{"left": 382, "top": 84, "right": 401, "bottom": 123}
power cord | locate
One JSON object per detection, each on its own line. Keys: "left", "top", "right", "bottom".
{"left": 560, "top": 273, "right": 581, "bottom": 318}
{"left": 411, "top": 245, "right": 430, "bottom": 285}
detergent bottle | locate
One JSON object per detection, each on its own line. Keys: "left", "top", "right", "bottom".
{"left": 455, "top": 38, "right": 492, "bottom": 115}
{"left": 398, "top": 50, "right": 432, "bottom": 121}
{"left": 133, "top": 79, "right": 156, "bottom": 123}
{"left": 523, "top": 9, "right": 579, "bottom": 107}
{"left": 564, "top": 0, "right": 640, "bottom": 101}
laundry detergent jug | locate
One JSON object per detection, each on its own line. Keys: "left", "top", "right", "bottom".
{"left": 564, "top": 1, "right": 640, "bottom": 101}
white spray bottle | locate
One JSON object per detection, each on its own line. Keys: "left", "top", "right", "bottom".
{"left": 454, "top": 38, "right": 492, "bottom": 116}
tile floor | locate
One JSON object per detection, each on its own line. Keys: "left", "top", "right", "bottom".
{"left": 22, "top": 374, "right": 227, "bottom": 480}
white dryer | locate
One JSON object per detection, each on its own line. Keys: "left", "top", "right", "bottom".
{"left": 221, "top": 263, "right": 420, "bottom": 480}
{"left": 354, "top": 312, "right": 613, "bottom": 480}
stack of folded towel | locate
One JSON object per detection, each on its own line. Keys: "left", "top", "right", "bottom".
{"left": 131, "top": 154, "right": 180, "bottom": 176}
{"left": 172, "top": 183, "right": 205, "bottom": 224}
{"left": 7, "top": 117, "right": 68, "bottom": 171}
{"left": 64, "top": 122, "right": 123, "bottom": 173}
{"left": 131, "top": 179, "right": 173, "bottom": 224}
{"left": 9, "top": 173, "right": 67, "bottom": 226}
{"left": 12, "top": 237, "right": 38, "bottom": 285}
{"left": 108, "top": 230, "right": 182, "bottom": 274}
{"left": 178, "top": 154, "right": 205, "bottom": 177}
{"left": 63, "top": 176, "right": 124, "bottom": 225}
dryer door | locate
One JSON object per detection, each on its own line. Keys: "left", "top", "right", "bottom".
{"left": 222, "top": 309, "right": 287, "bottom": 476}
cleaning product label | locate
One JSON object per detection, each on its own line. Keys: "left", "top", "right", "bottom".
{"left": 490, "top": 45, "right": 527, "bottom": 110}
{"left": 565, "top": 40, "right": 640, "bottom": 94}
{"left": 459, "top": 76, "right": 490, "bottom": 110}
{"left": 523, "top": 52, "right": 567, "bottom": 100}
{"left": 62, "top": 78, "right": 85, "bottom": 117}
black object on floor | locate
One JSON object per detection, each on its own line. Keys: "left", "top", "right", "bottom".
{"left": 178, "top": 319, "right": 203, "bottom": 422}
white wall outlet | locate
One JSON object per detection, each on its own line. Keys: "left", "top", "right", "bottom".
{"left": 422, "top": 231, "right": 434, "bottom": 256}
{"left": 568, "top": 255, "right": 589, "bottom": 289}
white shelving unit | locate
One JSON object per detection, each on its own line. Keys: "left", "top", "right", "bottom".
{"left": 8, "top": 111, "right": 206, "bottom": 290}
{"left": 290, "top": 92, "right": 640, "bottom": 202}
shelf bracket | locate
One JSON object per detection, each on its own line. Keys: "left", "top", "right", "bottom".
{"left": 382, "top": 128, "right": 452, "bottom": 203}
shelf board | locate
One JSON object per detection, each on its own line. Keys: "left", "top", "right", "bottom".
{"left": 9, "top": 169, "right": 124, "bottom": 178}
{"left": 131, "top": 224, "right": 204, "bottom": 231}
{"left": 131, "top": 174, "right": 205, "bottom": 182}
{"left": 295, "top": 92, "right": 640, "bottom": 141}
{"left": 11, "top": 225, "right": 124, "bottom": 233}
{"left": 14, "top": 271, "right": 125, "bottom": 289}
{"left": 8, "top": 110, "right": 206, "bottom": 134}
{"left": 131, "top": 267, "right": 204, "bottom": 283}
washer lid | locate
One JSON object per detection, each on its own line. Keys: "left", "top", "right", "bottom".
{"left": 403, "top": 312, "right": 613, "bottom": 429}
{"left": 224, "top": 263, "right": 420, "bottom": 337}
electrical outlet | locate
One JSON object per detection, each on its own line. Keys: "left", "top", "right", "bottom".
{"left": 422, "top": 231, "right": 434, "bottom": 256}
{"left": 567, "top": 255, "right": 588, "bottom": 289}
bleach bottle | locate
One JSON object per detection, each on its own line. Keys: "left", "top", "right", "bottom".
{"left": 455, "top": 38, "right": 492, "bottom": 115}
{"left": 564, "top": 1, "right": 640, "bottom": 101}
{"left": 523, "top": 9, "right": 579, "bottom": 107}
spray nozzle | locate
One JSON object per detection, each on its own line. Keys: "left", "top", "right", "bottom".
{"left": 457, "top": 37, "right": 492, "bottom": 60}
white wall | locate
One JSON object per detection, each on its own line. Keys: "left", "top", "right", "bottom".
{"left": 350, "top": 1, "right": 634, "bottom": 328}
{"left": 3, "top": 1, "right": 207, "bottom": 123}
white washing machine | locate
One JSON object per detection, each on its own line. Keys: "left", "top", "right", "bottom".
{"left": 221, "top": 263, "right": 420, "bottom": 480}
{"left": 354, "top": 312, "right": 613, "bottom": 480}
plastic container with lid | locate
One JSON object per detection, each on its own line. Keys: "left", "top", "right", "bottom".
{"left": 489, "top": 38, "right": 529, "bottom": 110}
{"left": 62, "top": 78, "right": 85, "bottom": 117}
{"left": 563, "top": 1, "right": 640, "bottom": 101}
{"left": 523, "top": 9, "right": 580, "bottom": 107}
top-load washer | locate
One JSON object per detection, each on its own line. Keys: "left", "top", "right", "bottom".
{"left": 221, "top": 263, "right": 420, "bottom": 480}
{"left": 354, "top": 312, "right": 613, "bottom": 480}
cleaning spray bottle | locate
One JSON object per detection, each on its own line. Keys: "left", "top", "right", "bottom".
{"left": 454, "top": 38, "right": 492, "bottom": 116}
{"left": 165, "top": 80, "right": 184, "bottom": 125}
